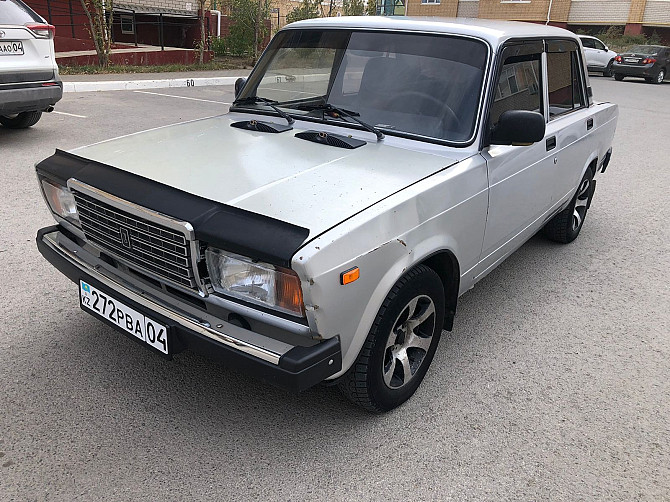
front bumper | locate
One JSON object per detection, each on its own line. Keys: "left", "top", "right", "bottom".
{"left": 612, "top": 63, "right": 656, "bottom": 78}
{"left": 36, "top": 225, "right": 342, "bottom": 392}
{"left": 0, "top": 81, "right": 63, "bottom": 114}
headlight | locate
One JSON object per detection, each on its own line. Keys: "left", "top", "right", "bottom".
{"left": 40, "top": 179, "right": 80, "bottom": 226}
{"left": 205, "top": 247, "right": 304, "bottom": 316}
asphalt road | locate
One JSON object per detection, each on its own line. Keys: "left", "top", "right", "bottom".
{"left": 1, "top": 76, "right": 668, "bottom": 501}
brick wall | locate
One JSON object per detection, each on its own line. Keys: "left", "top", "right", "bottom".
{"left": 642, "top": 0, "right": 670, "bottom": 23}
{"left": 567, "top": 0, "right": 631, "bottom": 23}
{"left": 406, "top": 0, "right": 459, "bottom": 17}
{"left": 478, "top": 0, "right": 554, "bottom": 22}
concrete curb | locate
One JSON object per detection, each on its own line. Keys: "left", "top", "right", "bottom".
{"left": 63, "top": 76, "right": 244, "bottom": 93}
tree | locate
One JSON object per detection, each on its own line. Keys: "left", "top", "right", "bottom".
{"left": 79, "top": 0, "right": 114, "bottom": 67}
{"left": 198, "top": 0, "right": 207, "bottom": 64}
{"left": 343, "top": 0, "right": 365, "bottom": 15}
{"left": 286, "top": 0, "right": 319, "bottom": 24}
{"left": 365, "top": 0, "right": 377, "bottom": 16}
{"left": 226, "top": 0, "right": 269, "bottom": 59}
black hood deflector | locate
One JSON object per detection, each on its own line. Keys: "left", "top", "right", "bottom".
{"left": 36, "top": 149, "right": 310, "bottom": 267}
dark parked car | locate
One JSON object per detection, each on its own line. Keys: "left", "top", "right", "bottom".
{"left": 612, "top": 45, "right": 670, "bottom": 84}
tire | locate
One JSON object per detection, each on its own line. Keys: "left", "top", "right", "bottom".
{"left": 603, "top": 61, "right": 613, "bottom": 78}
{"left": 543, "top": 168, "right": 594, "bottom": 244}
{"left": 653, "top": 68, "right": 665, "bottom": 84}
{"left": 614, "top": 74, "right": 624, "bottom": 81}
{"left": 338, "top": 265, "right": 445, "bottom": 413}
{"left": 0, "top": 111, "right": 43, "bottom": 129}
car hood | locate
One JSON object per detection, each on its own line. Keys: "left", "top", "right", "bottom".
{"left": 70, "top": 114, "right": 458, "bottom": 240}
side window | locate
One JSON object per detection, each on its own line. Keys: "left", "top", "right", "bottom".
{"left": 581, "top": 38, "right": 595, "bottom": 49}
{"left": 547, "top": 49, "right": 586, "bottom": 118}
{"left": 594, "top": 39, "right": 606, "bottom": 51}
{"left": 490, "top": 56, "right": 542, "bottom": 126}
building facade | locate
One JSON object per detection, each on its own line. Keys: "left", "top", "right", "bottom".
{"left": 405, "top": 0, "right": 670, "bottom": 41}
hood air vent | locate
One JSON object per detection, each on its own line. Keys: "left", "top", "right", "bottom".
{"left": 231, "top": 120, "right": 293, "bottom": 133}
{"left": 295, "top": 130, "right": 366, "bottom": 149}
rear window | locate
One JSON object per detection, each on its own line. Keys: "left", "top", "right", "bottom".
{"left": 628, "top": 45, "right": 663, "bottom": 55}
{"left": 0, "top": 0, "right": 42, "bottom": 25}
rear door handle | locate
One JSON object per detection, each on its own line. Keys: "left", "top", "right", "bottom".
{"left": 587, "top": 118, "right": 594, "bottom": 130}
{"left": 546, "top": 136, "right": 556, "bottom": 151}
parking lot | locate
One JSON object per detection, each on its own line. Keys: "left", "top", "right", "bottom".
{"left": 1, "top": 76, "right": 668, "bottom": 501}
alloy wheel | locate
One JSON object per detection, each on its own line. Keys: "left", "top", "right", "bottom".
{"left": 658, "top": 70, "right": 665, "bottom": 84}
{"left": 383, "top": 295, "right": 436, "bottom": 389}
{"left": 572, "top": 177, "right": 591, "bottom": 231}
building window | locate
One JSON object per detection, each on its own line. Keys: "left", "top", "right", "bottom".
{"left": 120, "top": 15, "right": 135, "bottom": 35}
{"left": 421, "top": 0, "right": 441, "bottom": 4}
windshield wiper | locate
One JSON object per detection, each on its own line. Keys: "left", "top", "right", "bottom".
{"left": 296, "top": 102, "right": 384, "bottom": 141}
{"left": 233, "top": 96, "right": 295, "bottom": 126}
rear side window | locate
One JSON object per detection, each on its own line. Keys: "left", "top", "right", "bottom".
{"left": 490, "top": 56, "right": 542, "bottom": 126}
{"left": 547, "top": 48, "right": 586, "bottom": 117}
{"left": 0, "top": 0, "right": 42, "bottom": 25}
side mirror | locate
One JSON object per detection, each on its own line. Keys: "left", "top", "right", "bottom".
{"left": 235, "top": 77, "right": 247, "bottom": 99}
{"left": 491, "top": 110, "right": 545, "bottom": 146}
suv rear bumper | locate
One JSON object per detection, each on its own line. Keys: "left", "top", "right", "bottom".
{"left": 0, "top": 81, "right": 63, "bottom": 114}
{"left": 36, "top": 225, "right": 342, "bottom": 392}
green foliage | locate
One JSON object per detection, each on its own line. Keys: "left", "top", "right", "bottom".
{"left": 365, "top": 0, "right": 377, "bottom": 16}
{"left": 209, "top": 36, "right": 228, "bottom": 57}
{"left": 343, "top": 0, "right": 365, "bottom": 16}
{"left": 596, "top": 26, "right": 663, "bottom": 52}
{"left": 286, "top": 0, "right": 320, "bottom": 24}
{"left": 223, "top": 0, "right": 270, "bottom": 57}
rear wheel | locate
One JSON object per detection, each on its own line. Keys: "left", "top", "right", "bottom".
{"left": 543, "top": 169, "right": 594, "bottom": 244}
{"left": 0, "top": 111, "right": 43, "bottom": 129}
{"left": 338, "top": 265, "right": 445, "bottom": 413}
{"left": 614, "top": 74, "right": 624, "bottom": 81}
{"left": 603, "top": 61, "right": 614, "bottom": 78}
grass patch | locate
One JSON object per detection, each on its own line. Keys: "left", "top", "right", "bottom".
{"left": 59, "top": 56, "right": 255, "bottom": 75}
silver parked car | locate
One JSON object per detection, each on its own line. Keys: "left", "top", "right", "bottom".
{"left": 579, "top": 35, "right": 617, "bottom": 77}
{"left": 0, "top": 0, "right": 62, "bottom": 128}
{"left": 35, "top": 18, "right": 618, "bottom": 412}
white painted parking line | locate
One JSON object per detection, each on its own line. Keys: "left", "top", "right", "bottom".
{"left": 133, "top": 90, "right": 231, "bottom": 105}
{"left": 52, "top": 110, "right": 88, "bottom": 118}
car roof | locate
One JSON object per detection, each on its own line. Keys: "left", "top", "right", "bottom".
{"left": 283, "top": 16, "right": 578, "bottom": 50}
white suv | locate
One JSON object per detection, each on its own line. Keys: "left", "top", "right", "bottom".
{"left": 0, "top": 0, "right": 62, "bottom": 128}
{"left": 579, "top": 35, "right": 617, "bottom": 77}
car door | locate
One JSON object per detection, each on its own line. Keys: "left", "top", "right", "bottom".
{"left": 544, "top": 39, "right": 594, "bottom": 206}
{"left": 580, "top": 37, "right": 597, "bottom": 68}
{"left": 475, "top": 41, "right": 557, "bottom": 281}
{"left": 592, "top": 38, "right": 611, "bottom": 68}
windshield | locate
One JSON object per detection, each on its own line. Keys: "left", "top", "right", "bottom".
{"left": 237, "top": 29, "right": 489, "bottom": 144}
{"left": 628, "top": 45, "right": 662, "bottom": 55}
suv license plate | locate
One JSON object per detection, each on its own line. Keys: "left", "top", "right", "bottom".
{"left": 80, "top": 280, "right": 169, "bottom": 354}
{"left": 0, "top": 41, "right": 24, "bottom": 55}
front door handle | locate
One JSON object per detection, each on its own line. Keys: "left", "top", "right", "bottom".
{"left": 587, "top": 118, "right": 594, "bottom": 130}
{"left": 546, "top": 136, "right": 556, "bottom": 151}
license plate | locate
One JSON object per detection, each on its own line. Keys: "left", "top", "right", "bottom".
{"left": 0, "top": 41, "right": 24, "bottom": 56}
{"left": 624, "top": 58, "right": 638, "bottom": 63}
{"left": 80, "top": 280, "right": 169, "bottom": 354}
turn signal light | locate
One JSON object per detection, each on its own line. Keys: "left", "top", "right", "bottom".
{"left": 340, "top": 267, "right": 360, "bottom": 285}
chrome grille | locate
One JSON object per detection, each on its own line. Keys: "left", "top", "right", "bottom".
{"left": 73, "top": 190, "right": 198, "bottom": 289}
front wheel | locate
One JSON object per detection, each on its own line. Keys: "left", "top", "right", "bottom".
{"left": 0, "top": 111, "right": 43, "bottom": 129}
{"left": 543, "top": 168, "right": 594, "bottom": 244}
{"left": 614, "top": 74, "right": 624, "bottom": 81}
{"left": 653, "top": 69, "right": 665, "bottom": 84}
{"left": 338, "top": 265, "right": 445, "bottom": 412}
